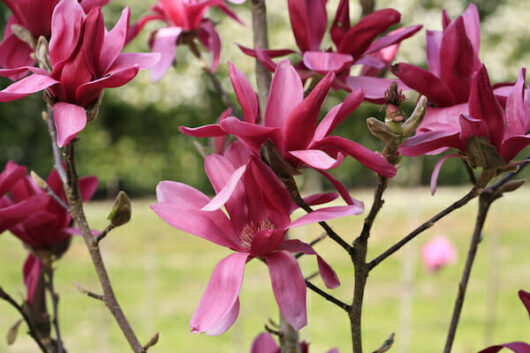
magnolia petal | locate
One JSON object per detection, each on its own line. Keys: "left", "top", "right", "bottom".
{"left": 478, "top": 342, "right": 530, "bottom": 353}
{"left": 219, "top": 117, "right": 280, "bottom": 154}
{"left": 330, "top": 0, "right": 350, "bottom": 47}
{"left": 150, "top": 27, "right": 183, "bottom": 82}
{"left": 266, "top": 251, "right": 307, "bottom": 330}
{"left": 459, "top": 114, "right": 490, "bottom": 142}
{"left": 288, "top": 0, "right": 326, "bottom": 52}
{"left": 504, "top": 69, "right": 527, "bottom": 139}
{"left": 205, "top": 298, "right": 240, "bottom": 336}
{"left": 79, "top": 176, "right": 98, "bottom": 202}
{"left": 80, "top": 0, "right": 110, "bottom": 12}
{"left": 500, "top": 134, "right": 530, "bottom": 162}
{"left": 0, "top": 74, "right": 57, "bottom": 102}
{"left": 265, "top": 61, "right": 304, "bottom": 131}
{"left": 201, "top": 165, "right": 246, "bottom": 211}
{"left": 190, "top": 253, "right": 248, "bottom": 334}
{"left": 0, "top": 194, "right": 48, "bottom": 233}
{"left": 251, "top": 332, "right": 279, "bottom": 353}
{"left": 198, "top": 20, "right": 221, "bottom": 72}
{"left": 399, "top": 130, "right": 462, "bottom": 156}
{"left": 99, "top": 7, "right": 130, "bottom": 73}
{"left": 346, "top": 76, "right": 407, "bottom": 104}
{"left": 0, "top": 161, "right": 26, "bottom": 197}
{"left": 179, "top": 124, "right": 225, "bottom": 137}
{"left": 250, "top": 229, "right": 286, "bottom": 257}
{"left": 289, "top": 205, "right": 363, "bottom": 229}
{"left": 364, "top": 24, "right": 423, "bottom": 56}
{"left": 229, "top": 62, "right": 259, "bottom": 123}
{"left": 430, "top": 154, "right": 464, "bottom": 195}
{"left": 279, "top": 239, "right": 340, "bottom": 289}
{"left": 392, "top": 62, "right": 455, "bottom": 107}
{"left": 462, "top": 3, "right": 480, "bottom": 56}
{"left": 112, "top": 52, "right": 161, "bottom": 71}
{"left": 23, "top": 254, "right": 41, "bottom": 305}
{"left": 49, "top": 0, "right": 86, "bottom": 67}
{"left": 418, "top": 103, "right": 468, "bottom": 134}
{"left": 237, "top": 45, "right": 296, "bottom": 59}
{"left": 302, "top": 52, "right": 353, "bottom": 73}
{"left": 217, "top": 3, "right": 245, "bottom": 26}
{"left": 426, "top": 30, "right": 443, "bottom": 77}
{"left": 317, "top": 169, "right": 358, "bottom": 206}
{"left": 53, "top": 103, "right": 87, "bottom": 147}
{"left": 302, "top": 192, "right": 338, "bottom": 207}
{"left": 469, "top": 65, "right": 505, "bottom": 149}
{"left": 289, "top": 149, "right": 342, "bottom": 170}
{"left": 519, "top": 290, "right": 530, "bottom": 316}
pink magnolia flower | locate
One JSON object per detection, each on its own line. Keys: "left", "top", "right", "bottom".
{"left": 421, "top": 235, "right": 457, "bottom": 272}
{"left": 0, "top": 0, "right": 109, "bottom": 71}
{"left": 0, "top": 161, "right": 48, "bottom": 234}
{"left": 0, "top": 0, "right": 160, "bottom": 147}
{"left": 1, "top": 163, "right": 97, "bottom": 303}
{"left": 181, "top": 61, "right": 396, "bottom": 205}
{"left": 152, "top": 141, "right": 360, "bottom": 334}
{"left": 240, "top": 0, "right": 420, "bottom": 91}
{"left": 400, "top": 66, "right": 530, "bottom": 193}
{"left": 128, "top": 0, "right": 244, "bottom": 82}
{"left": 250, "top": 332, "right": 338, "bottom": 353}
{"left": 477, "top": 290, "right": 530, "bottom": 353}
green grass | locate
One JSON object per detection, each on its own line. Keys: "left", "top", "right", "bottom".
{"left": 0, "top": 187, "right": 528, "bottom": 353}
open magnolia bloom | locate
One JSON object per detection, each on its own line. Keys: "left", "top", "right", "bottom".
{"left": 0, "top": 0, "right": 160, "bottom": 147}
{"left": 400, "top": 66, "right": 530, "bottom": 193}
{"left": 240, "top": 0, "right": 420, "bottom": 92}
{"left": 0, "top": 0, "right": 109, "bottom": 72}
{"left": 250, "top": 332, "right": 338, "bottom": 353}
{"left": 0, "top": 162, "right": 97, "bottom": 304}
{"left": 152, "top": 141, "right": 362, "bottom": 334}
{"left": 477, "top": 290, "right": 530, "bottom": 353}
{"left": 181, "top": 60, "right": 396, "bottom": 205}
{"left": 128, "top": 0, "right": 244, "bottom": 82}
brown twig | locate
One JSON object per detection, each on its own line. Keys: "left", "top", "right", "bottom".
{"left": 0, "top": 287, "right": 49, "bottom": 353}
{"left": 367, "top": 187, "right": 479, "bottom": 271}
{"left": 250, "top": 0, "right": 272, "bottom": 114}
{"left": 305, "top": 280, "right": 350, "bottom": 312}
{"left": 360, "top": 0, "right": 375, "bottom": 17}
{"left": 94, "top": 224, "right": 115, "bottom": 245}
{"left": 73, "top": 282, "right": 104, "bottom": 301}
{"left": 43, "top": 268, "right": 64, "bottom": 353}
{"left": 63, "top": 143, "right": 145, "bottom": 353}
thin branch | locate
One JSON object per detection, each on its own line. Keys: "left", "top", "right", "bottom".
{"left": 295, "top": 233, "right": 327, "bottom": 259}
{"left": 461, "top": 158, "right": 477, "bottom": 185}
{"left": 356, "top": 175, "right": 388, "bottom": 244}
{"left": 359, "top": 0, "right": 375, "bottom": 17}
{"left": 44, "top": 105, "right": 66, "bottom": 184}
{"left": 31, "top": 172, "right": 70, "bottom": 212}
{"left": 372, "top": 332, "right": 395, "bottom": 353}
{"left": 367, "top": 187, "right": 479, "bottom": 271}
{"left": 73, "top": 282, "right": 104, "bottom": 301}
{"left": 95, "top": 224, "right": 115, "bottom": 245}
{"left": 443, "top": 191, "right": 494, "bottom": 353}
{"left": 62, "top": 143, "right": 145, "bottom": 353}
{"left": 306, "top": 280, "right": 350, "bottom": 312}
{"left": 43, "top": 268, "right": 64, "bottom": 353}
{"left": 0, "top": 287, "right": 49, "bottom": 353}
{"left": 490, "top": 156, "right": 530, "bottom": 192}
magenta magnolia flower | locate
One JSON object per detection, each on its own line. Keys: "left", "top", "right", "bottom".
{"left": 0, "top": 0, "right": 160, "bottom": 147}
{"left": 152, "top": 141, "right": 361, "bottom": 334}
{"left": 401, "top": 66, "right": 530, "bottom": 192}
{"left": 478, "top": 290, "right": 530, "bottom": 353}
{"left": 0, "top": 161, "right": 48, "bottom": 234}
{"left": 128, "top": 0, "right": 244, "bottom": 82}
{"left": 240, "top": 0, "right": 420, "bottom": 91}
{"left": 181, "top": 61, "right": 396, "bottom": 205}
{"left": 250, "top": 332, "right": 338, "bottom": 353}
{"left": 0, "top": 0, "right": 109, "bottom": 72}
{"left": 1, "top": 163, "right": 97, "bottom": 303}
{"left": 421, "top": 235, "right": 457, "bottom": 272}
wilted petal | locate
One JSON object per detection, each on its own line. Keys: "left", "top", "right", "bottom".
{"left": 53, "top": 103, "right": 87, "bottom": 147}
{"left": 150, "top": 27, "right": 183, "bottom": 82}
{"left": 430, "top": 154, "right": 464, "bottom": 195}
{"left": 266, "top": 251, "right": 307, "bottom": 330}
{"left": 190, "top": 252, "right": 248, "bottom": 334}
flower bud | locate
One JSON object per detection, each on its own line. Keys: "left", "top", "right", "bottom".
{"left": 466, "top": 136, "right": 505, "bottom": 169}
{"left": 366, "top": 117, "right": 398, "bottom": 144}
{"left": 107, "top": 191, "right": 132, "bottom": 227}
{"left": 30, "top": 171, "right": 48, "bottom": 190}
{"left": 35, "top": 36, "right": 52, "bottom": 72}
{"left": 496, "top": 179, "right": 526, "bottom": 194}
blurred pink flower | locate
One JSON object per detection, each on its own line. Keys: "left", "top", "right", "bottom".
{"left": 151, "top": 141, "right": 358, "bottom": 334}
{"left": 250, "top": 332, "right": 338, "bottom": 353}
{"left": 128, "top": 0, "right": 244, "bottom": 81}
{"left": 0, "top": 0, "right": 160, "bottom": 147}
{"left": 421, "top": 235, "right": 457, "bottom": 272}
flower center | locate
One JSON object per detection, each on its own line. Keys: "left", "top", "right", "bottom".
{"left": 239, "top": 219, "right": 276, "bottom": 249}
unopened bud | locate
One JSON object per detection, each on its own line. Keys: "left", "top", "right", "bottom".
{"left": 30, "top": 171, "right": 48, "bottom": 189}
{"left": 367, "top": 117, "right": 399, "bottom": 143}
{"left": 107, "top": 191, "right": 131, "bottom": 227}
{"left": 35, "top": 36, "right": 52, "bottom": 72}
{"left": 496, "top": 179, "right": 526, "bottom": 194}
{"left": 260, "top": 140, "right": 300, "bottom": 179}
{"left": 6, "top": 319, "right": 23, "bottom": 345}
{"left": 143, "top": 332, "right": 160, "bottom": 350}
{"left": 466, "top": 136, "right": 505, "bottom": 169}
{"left": 11, "top": 24, "right": 36, "bottom": 50}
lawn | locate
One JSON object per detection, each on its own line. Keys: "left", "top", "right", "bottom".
{"left": 0, "top": 187, "right": 528, "bottom": 353}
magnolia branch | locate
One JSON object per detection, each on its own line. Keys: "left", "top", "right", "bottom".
{"left": 43, "top": 268, "right": 64, "bottom": 353}
{"left": 62, "top": 143, "right": 146, "bottom": 353}
{"left": 0, "top": 286, "right": 49, "bottom": 353}
{"left": 305, "top": 280, "right": 350, "bottom": 312}
{"left": 250, "top": 0, "right": 272, "bottom": 114}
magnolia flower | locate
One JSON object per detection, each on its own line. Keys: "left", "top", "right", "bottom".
{"left": 128, "top": 0, "right": 244, "bottom": 82}
{"left": 400, "top": 66, "right": 530, "bottom": 193}
{"left": 421, "top": 235, "right": 457, "bottom": 272}
{"left": 0, "top": 0, "right": 109, "bottom": 71}
{"left": 181, "top": 61, "right": 396, "bottom": 205}
{"left": 0, "top": 0, "right": 160, "bottom": 147}
{"left": 152, "top": 141, "right": 360, "bottom": 334}
{"left": 1, "top": 163, "right": 97, "bottom": 303}
{"left": 477, "top": 290, "right": 530, "bottom": 353}
{"left": 250, "top": 332, "right": 338, "bottom": 353}
{"left": 240, "top": 0, "right": 420, "bottom": 91}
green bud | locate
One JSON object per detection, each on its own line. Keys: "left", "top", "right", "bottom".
{"left": 466, "top": 136, "right": 505, "bottom": 169}
{"left": 107, "top": 191, "right": 132, "bottom": 227}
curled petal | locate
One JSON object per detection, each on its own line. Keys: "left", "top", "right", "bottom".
{"left": 201, "top": 165, "right": 246, "bottom": 211}
{"left": 49, "top": 0, "right": 86, "bottom": 67}
{"left": 53, "top": 103, "right": 87, "bottom": 147}
{"left": 430, "top": 154, "right": 464, "bottom": 195}
{"left": 190, "top": 253, "right": 249, "bottom": 334}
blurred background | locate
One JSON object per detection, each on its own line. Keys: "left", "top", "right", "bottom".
{"left": 0, "top": 0, "right": 529, "bottom": 352}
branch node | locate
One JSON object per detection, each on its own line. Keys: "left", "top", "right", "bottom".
{"left": 73, "top": 282, "right": 104, "bottom": 301}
